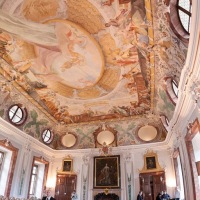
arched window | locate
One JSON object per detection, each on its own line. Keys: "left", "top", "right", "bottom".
{"left": 42, "top": 129, "right": 53, "bottom": 144}
{"left": 169, "top": 0, "right": 192, "bottom": 42}
{"left": 164, "top": 77, "right": 178, "bottom": 105}
{"left": 160, "top": 115, "right": 170, "bottom": 131}
{"left": 178, "top": 0, "right": 192, "bottom": 33}
{"left": 172, "top": 79, "right": 178, "bottom": 97}
{"left": 8, "top": 104, "right": 27, "bottom": 126}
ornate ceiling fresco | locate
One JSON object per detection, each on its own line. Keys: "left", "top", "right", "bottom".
{"left": 0, "top": 0, "right": 187, "bottom": 149}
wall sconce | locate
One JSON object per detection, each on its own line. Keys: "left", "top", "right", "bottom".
{"left": 196, "top": 161, "right": 200, "bottom": 176}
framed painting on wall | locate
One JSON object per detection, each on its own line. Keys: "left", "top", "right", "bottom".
{"left": 62, "top": 157, "right": 73, "bottom": 172}
{"left": 139, "top": 150, "right": 163, "bottom": 173}
{"left": 93, "top": 155, "right": 120, "bottom": 189}
{"left": 146, "top": 156, "right": 156, "bottom": 169}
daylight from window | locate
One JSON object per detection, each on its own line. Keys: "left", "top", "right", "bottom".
{"left": 8, "top": 105, "right": 23, "bottom": 124}
{"left": 172, "top": 80, "right": 178, "bottom": 97}
{"left": 178, "top": 0, "right": 191, "bottom": 33}
{"left": 42, "top": 129, "right": 53, "bottom": 144}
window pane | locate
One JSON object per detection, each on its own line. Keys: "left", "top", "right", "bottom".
{"left": 8, "top": 105, "right": 26, "bottom": 125}
{"left": 29, "top": 166, "right": 38, "bottom": 195}
{"left": 12, "top": 115, "right": 21, "bottom": 123}
{"left": 15, "top": 108, "right": 23, "bottom": 118}
{"left": 188, "top": 18, "right": 191, "bottom": 33}
{"left": 10, "top": 105, "right": 18, "bottom": 113}
{"left": 165, "top": 117, "right": 169, "bottom": 126}
{"left": 0, "top": 152, "right": 4, "bottom": 173}
{"left": 43, "top": 130, "right": 50, "bottom": 142}
{"left": 178, "top": 0, "right": 190, "bottom": 12}
{"left": 8, "top": 105, "right": 18, "bottom": 118}
{"left": 42, "top": 129, "right": 53, "bottom": 143}
{"left": 8, "top": 111, "right": 14, "bottom": 119}
{"left": 32, "top": 166, "right": 38, "bottom": 174}
{"left": 178, "top": 10, "right": 190, "bottom": 32}
{"left": 172, "top": 80, "right": 178, "bottom": 97}
{"left": 29, "top": 180, "right": 35, "bottom": 194}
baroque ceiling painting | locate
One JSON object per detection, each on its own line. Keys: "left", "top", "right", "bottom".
{"left": 0, "top": 0, "right": 187, "bottom": 149}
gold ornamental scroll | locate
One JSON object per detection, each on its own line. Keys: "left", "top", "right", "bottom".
{"left": 145, "top": 0, "right": 155, "bottom": 111}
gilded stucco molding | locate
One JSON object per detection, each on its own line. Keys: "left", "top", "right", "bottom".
{"left": 139, "top": 149, "right": 164, "bottom": 173}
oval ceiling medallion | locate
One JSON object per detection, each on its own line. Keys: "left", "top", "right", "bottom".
{"left": 138, "top": 125, "right": 158, "bottom": 142}
{"left": 36, "top": 19, "right": 105, "bottom": 90}
{"left": 61, "top": 133, "right": 77, "bottom": 148}
{"left": 97, "top": 130, "right": 115, "bottom": 145}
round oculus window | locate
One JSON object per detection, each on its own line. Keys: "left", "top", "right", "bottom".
{"left": 8, "top": 104, "right": 27, "bottom": 126}
{"left": 42, "top": 129, "right": 53, "bottom": 144}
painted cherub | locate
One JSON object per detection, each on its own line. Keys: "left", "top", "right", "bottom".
{"left": 105, "top": 9, "right": 132, "bottom": 28}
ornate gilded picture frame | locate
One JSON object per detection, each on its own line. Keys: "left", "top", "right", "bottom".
{"left": 139, "top": 150, "right": 163, "bottom": 173}
{"left": 62, "top": 157, "right": 73, "bottom": 172}
{"left": 93, "top": 155, "right": 120, "bottom": 189}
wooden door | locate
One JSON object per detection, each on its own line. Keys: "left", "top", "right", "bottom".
{"left": 140, "top": 172, "right": 166, "bottom": 200}
{"left": 153, "top": 173, "right": 166, "bottom": 199}
{"left": 65, "top": 175, "right": 76, "bottom": 199}
{"left": 55, "top": 176, "right": 66, "bottom": 200}
{"left": 55, "top": 174, "right": 77, "bottom": 200}
{"left": 140, "top": 174, "right": 153, "bottom": 200}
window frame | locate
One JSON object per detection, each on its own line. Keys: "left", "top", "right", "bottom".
{"left": 7, "top": 104, "right": 27, "bottom": 126}
{"left": 0, "top": 151, "right": 5, "bottom": 176}
{"left": 164, "top": 77, "right": 178, "bottom": 105}
{"left": 160, "top": 115, "right": 170, "bottom": 131}
{"left": 185, "top": 119, "right": 200, "bottom": 199}
{"left": 0, "top": 139, "right": 18, "bottom": 197}
{"left": 172, "top": 79, "right": 179, "bottom": 98}
{"left": 169, "top": 0, "right": 191, "bottom": 43}
{"left": 28, "top": 156, "right": 49, "bottom": 199}
{"left": 41, "top": 129, "right": 54, "bottom": 145}
{"left": 29, "top": 164, "right": 38, "bottom": 196}
{"left": 177, "top": 0, "right": 192, "bottom": 34}
{"left": 165, "top": 116, "right": 169, "bottom": 126}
